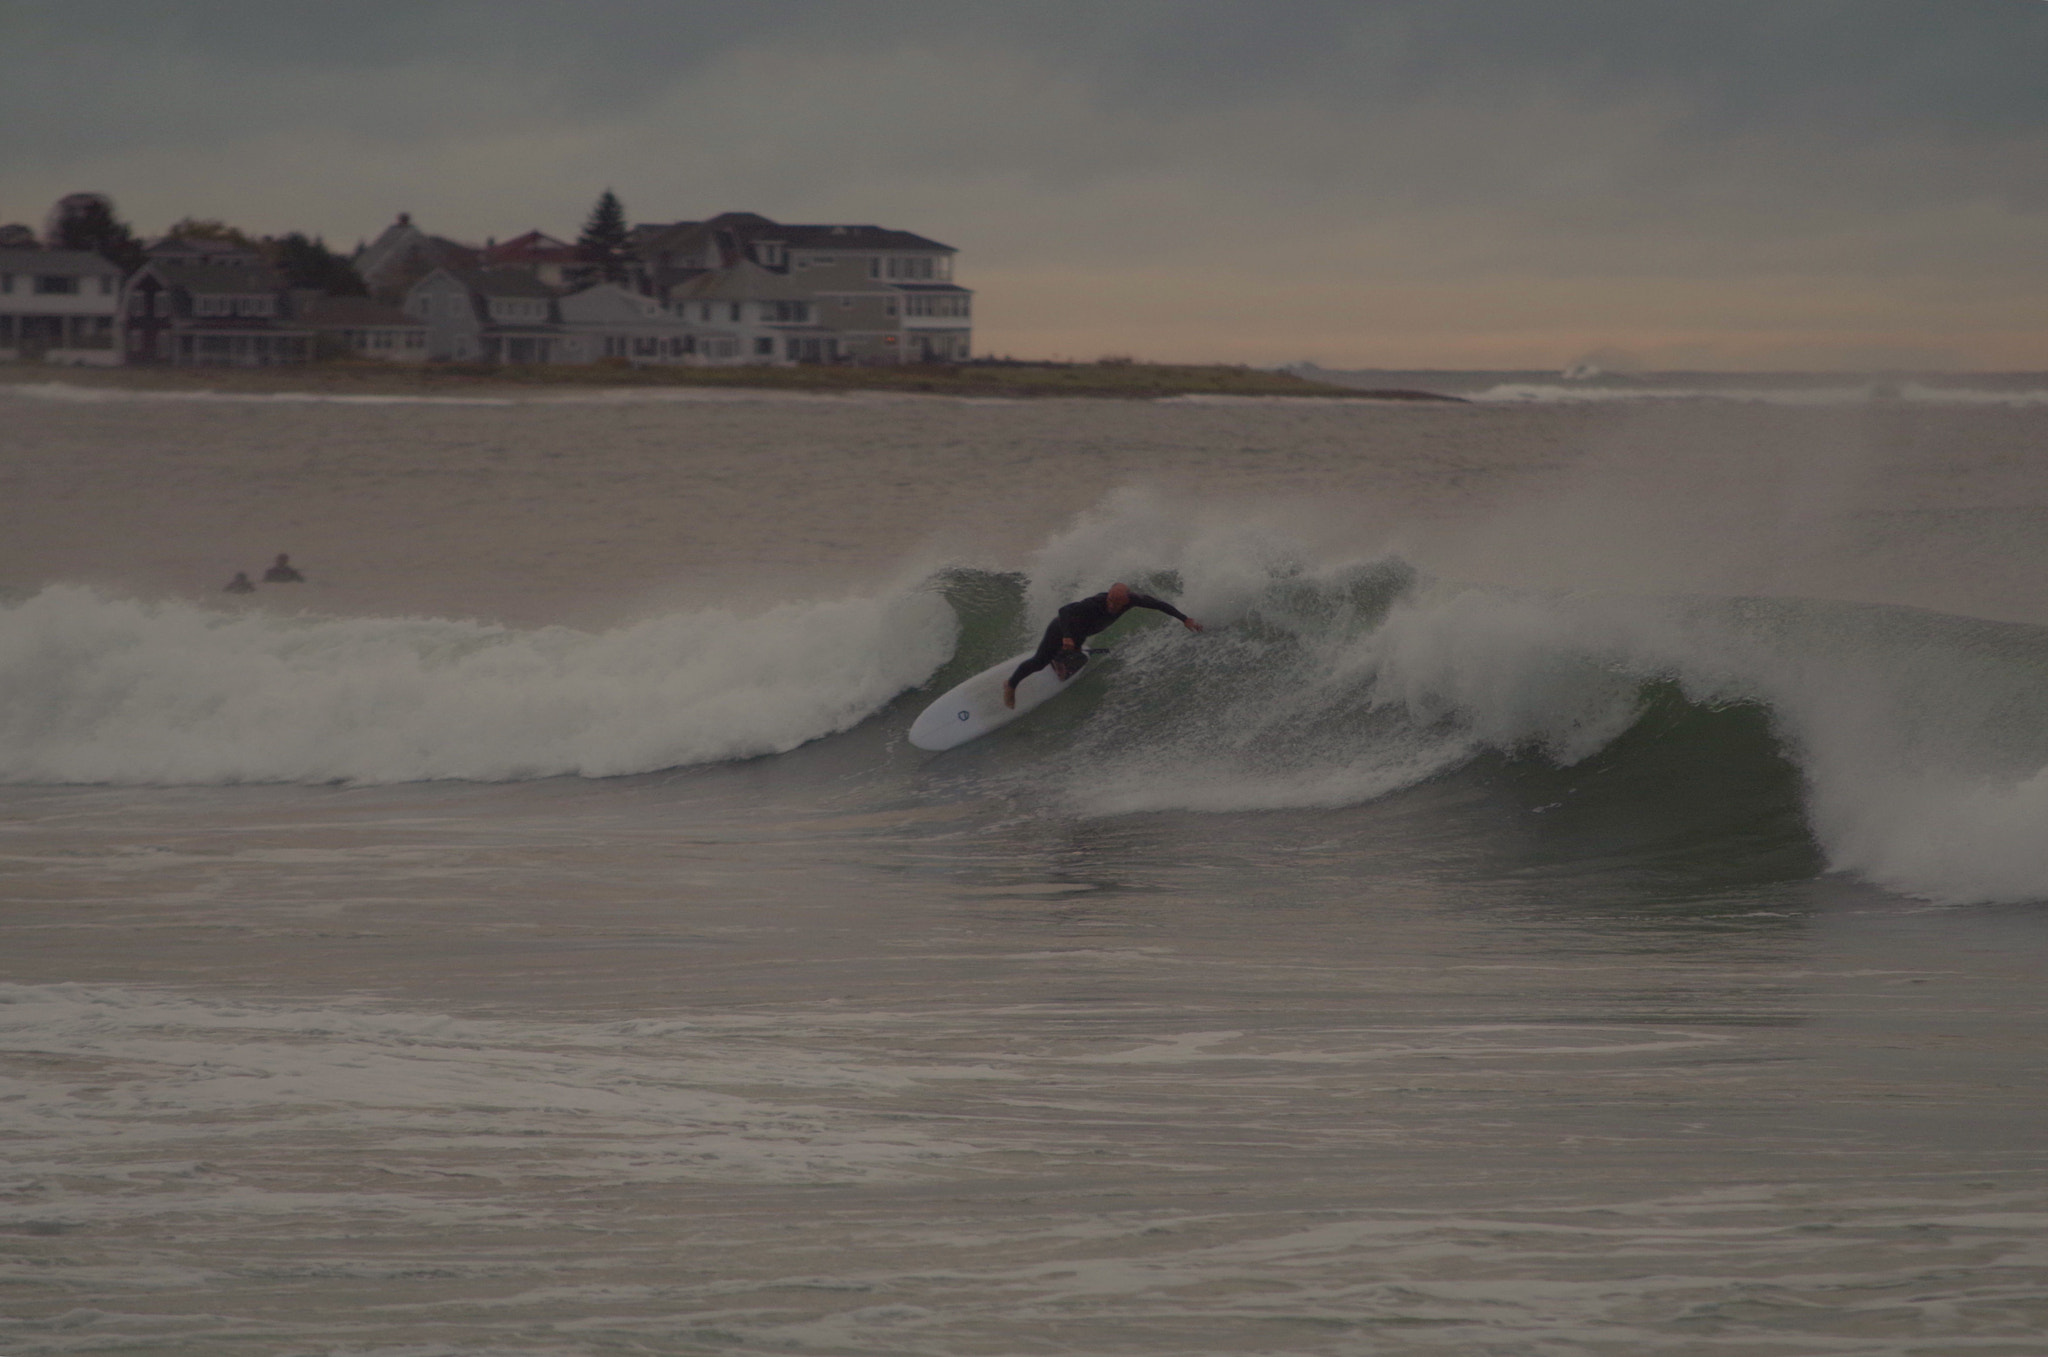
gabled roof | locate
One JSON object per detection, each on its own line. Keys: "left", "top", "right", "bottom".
{"left": 355, "top": 216, "right": 481, "bottom": 283}
{"left": 485, "top": 231, "right": 578, "bottom": 265}
{"left": 631, "top": 214, "right": 955, "bottom": 268}
{"left": 0, "top": 248, "right": 122, "bottom": 275}
{"left": 670, "top": 260, "right": 816, "bottom": 303}
{"left": 769, "top": 224, "right": 955, "bottom": 253}
{"left": 557, "top": 282, "right": 676, "bottom": 325}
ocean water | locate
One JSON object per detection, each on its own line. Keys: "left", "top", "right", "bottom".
{"left": 3, "top": 375, "right": 2047, "bottom": 1355}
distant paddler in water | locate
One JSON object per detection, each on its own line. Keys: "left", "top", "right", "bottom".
{"left": 1002, "top": 581, "right": 1202, "bottom": 709}
{"left": 263, "top": 553, "right": 305, "bottom": 583}
{"left": 223, "top": 571, "right": 255, "bottom": 594}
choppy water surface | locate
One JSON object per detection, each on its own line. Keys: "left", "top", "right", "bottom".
{"left": 3, "top": 378, "right": 2047, "bottom": 1354}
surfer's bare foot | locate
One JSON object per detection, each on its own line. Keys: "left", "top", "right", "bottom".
{"left": 1002, "top": 684, "right": 1016, "bottom": 709}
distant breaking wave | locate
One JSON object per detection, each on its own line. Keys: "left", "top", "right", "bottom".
{"left": 1466, "top": 380, "right": 2048, "bottom": 407}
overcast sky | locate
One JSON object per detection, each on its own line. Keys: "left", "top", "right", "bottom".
{"left": 5, "top": 0, "right": 2046, "bottom": 369}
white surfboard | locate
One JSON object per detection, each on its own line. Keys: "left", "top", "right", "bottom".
{"left": 908, "top": 649, "right": 1098, "bottom": 751}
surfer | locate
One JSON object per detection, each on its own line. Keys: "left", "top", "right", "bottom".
{"left": 263, "top": 553, "right": 304, "bottom": 583}
{"left": 223, "top": 571, "right": 255, "bottom": 594}
{"left": 1002, "top": 582, "right": 1202, "bottom": 708}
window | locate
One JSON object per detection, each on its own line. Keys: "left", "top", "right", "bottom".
{"left": 765, "top": 301, "right": 810, "bottom": 323}
{"left": 35, "top": 275, "right": 79, "bottom": 295}
{"left": 754, "top": 336, "right": 774, "bottom": 356}
{"left": 729, "top": 302, "right": 741, "bottom": 323}
{"left": 0, "top": 273, "right": 11, "bottom": 293}
{"left": 904, "top": 294, "right": 970, "bottom": 318}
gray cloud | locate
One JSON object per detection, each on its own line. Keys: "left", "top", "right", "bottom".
{"left": 4, "top": 0, "right": 2045, "bottom": 366}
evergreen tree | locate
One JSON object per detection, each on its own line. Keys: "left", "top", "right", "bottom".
{"left": 271, "top": 233, "right": 368, "bottom": 296}
{"left": 53, "top": 197, "right": 145, "bottom": 274}
{"left": 576, "top": 189, "right": 629, "bottom": 280}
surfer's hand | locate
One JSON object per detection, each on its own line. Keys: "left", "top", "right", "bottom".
{"left": 1061, "top": 636, "right": 1078, "bottom": 650}
{"left": 1002, "top": 683, "right": 1016, "bottom": 709}
{"left": 1184, "top": 618, "right": 1204, "bottom": 632}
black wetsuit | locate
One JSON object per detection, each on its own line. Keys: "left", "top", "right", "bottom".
{"left": 1007, "top": 590, "right": 1190, "bottom": 688}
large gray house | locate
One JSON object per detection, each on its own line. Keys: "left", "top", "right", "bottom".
{"left": 632, "top": 212, "right": 972, "bottom": 363}
{"left": 405, "top": 267, "right": 571, "bottom": 363}
{"left": 120, "top": 240, "right": 312, "bottom": 366}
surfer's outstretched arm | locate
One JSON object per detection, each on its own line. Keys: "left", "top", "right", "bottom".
{"left": 1126, "top": 590, "right": 1203, "bottom": 631}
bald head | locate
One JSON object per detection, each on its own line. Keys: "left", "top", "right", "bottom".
{"left": 1106, "top": 582, "right": 1132, "bottom": 611}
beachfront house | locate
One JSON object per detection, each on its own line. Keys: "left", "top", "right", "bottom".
{"left": 629, "top": 213, "right": 972, "bottom": 363}
{"left": 668, "top": 259, "right": 842, "bottom": 364}
{"left": 296, "top": 294, "right": 429, "bottom": 362}
{"left": 405, "top": 267, "right": 569, "bottom": 364}
{"left": 0, "top": 248, "right": 124, "bottom": 365}
{"left": 555, "top": 282, "right": 738, "bottom": 365}
{"left": 121, "top": 241, "right": 312, "bottom": 366}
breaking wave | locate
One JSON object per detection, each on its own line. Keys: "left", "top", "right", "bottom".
{"left": 917, "top": 495, "right": 2048, "bottom": 907}
{"left": 0, "top": 581, "right": 954, "bottom": 784}
{"left": 6, "top": 489, "right": 2047, "bottom": 907}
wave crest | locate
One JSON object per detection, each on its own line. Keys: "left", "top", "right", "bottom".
{"left": 0, "top": 583, "right": 955, "bottom": 784}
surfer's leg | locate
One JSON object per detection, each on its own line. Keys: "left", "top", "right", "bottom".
{"left": 1005, "top": 621, "right": 1069, "bottom": 707}
{"left": 1007, "top": 621, "right": 1067, "bottom": 690}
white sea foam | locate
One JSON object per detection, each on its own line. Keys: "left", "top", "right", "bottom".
{"left": 0, "top": 983, "right": 992, "bottom": 1198}
{"left": 0, "top": 581, "right": 954, "bottom": 784}
{"left": 1469, "top": 380, "right": 2048, "bottom": 407}
{"left": 1470, "top": 381, "right": 1877, "bottom": 406}
{"left": 1014, "top": 495, "right": 2048, "bottom": 906}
